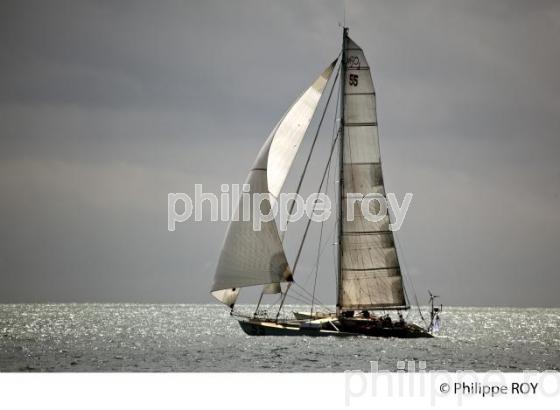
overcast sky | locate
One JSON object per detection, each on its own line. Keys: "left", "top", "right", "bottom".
{"left": 1, "top": 0, "right": 559, "bottom": 306}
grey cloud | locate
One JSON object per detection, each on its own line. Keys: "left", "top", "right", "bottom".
{"left": 0, "top": 0, "right": 559, "bottom": 306}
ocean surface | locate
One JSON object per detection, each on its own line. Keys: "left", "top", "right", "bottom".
{"left": 0, "top": 304, "right": 558, "bottom": 372}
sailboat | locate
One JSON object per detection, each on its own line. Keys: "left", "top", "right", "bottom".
{"left": 211, "top": 28, "right": 439, "bottom": 338}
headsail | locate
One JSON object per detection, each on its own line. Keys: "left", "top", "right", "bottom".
{"left": 268, "top": 62, "right": 336, "bottom": 198}
{"left": 339, "top": 36, "right": 407, "bottom": 309}
{"left": 211, "top": 61, "right": 337, "bottom": 307}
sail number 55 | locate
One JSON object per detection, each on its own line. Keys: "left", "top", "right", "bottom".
{"left": 348, "top": 74, "right": 359, "bottom": 87}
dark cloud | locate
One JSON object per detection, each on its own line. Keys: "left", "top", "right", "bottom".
{"left": 0, "top": 0, "right": 559, "bottom": 306}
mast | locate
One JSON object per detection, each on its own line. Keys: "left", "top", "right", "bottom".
{"left": 336, "top": 27, "right": 348, "bottom": 315}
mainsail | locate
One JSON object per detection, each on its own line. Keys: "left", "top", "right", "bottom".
{"left": 338, "top": 35, "right": 407, "bottom": 309}
{"left": 211, "top": 61, "right": 337, "bottom": 307}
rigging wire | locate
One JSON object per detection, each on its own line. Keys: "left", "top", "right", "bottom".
{"left": 284, "top": 292, "right": 312, "bottom": 305}
{"left": 293, "top": 282, "right": 331, "bottom": 312}
{"left": 393, "top": 233, "right": 427, "bottom": 324}
{"left": 291, "top": 134, "right": 339, "bottom": 274}
{"left": 290, "top": 69, "right": 342, "bottom": 277}
{"left": 301, "top": 224, "right": 336, "bottom": 289}
{"left": 284, "top": 283, "right": 332, "bottom": 311}
{"left": 310, "top": 110, "right": 336, "bottom": 316}
{"left": 274, "top": 61, "right": 341, "bottom": 318}
{"left": 289, "top": 285, "right": 330, "bottom": 312}
{"left": 282, "top": 55, "right": 342, "bottom": 244}
{"left": 299, "top": 87, "right": 340, "bottom": 292}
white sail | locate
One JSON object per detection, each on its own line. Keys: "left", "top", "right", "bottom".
{"left": 267, "top": 61, "right": 336, "bottom": 198}
{"left": 211, "top": 138, "right": 291, "bottom": 306}
{"left": 339, "top": 37, "right": 407, "bottom": 309}
{"left": 211, "top": 61, "right": 336, "bottom": 307}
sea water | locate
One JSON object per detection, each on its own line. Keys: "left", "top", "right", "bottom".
{"left": 0, "top": 304, "right": 558, "bottom": 372}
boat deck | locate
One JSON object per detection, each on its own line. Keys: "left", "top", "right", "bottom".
{"left": 238, "top": 317, "right": 432, "bottom": 338}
